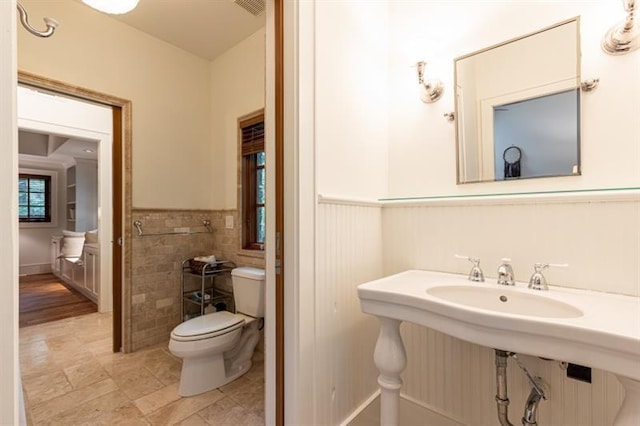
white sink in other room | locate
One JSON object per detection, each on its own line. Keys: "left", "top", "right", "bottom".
{"left": 357, "top": 270, "right": 640, "bottom": 426}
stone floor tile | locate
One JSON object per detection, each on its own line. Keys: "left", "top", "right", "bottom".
{"left": 22, "top": 369, "right": 73, "bottom": 406}
{"left": 85, "top": 336, "right": 115, "bottom": 357}
{"left": 200, "top": 403, "right": 263, "bottom": 426}
{"left": 134, "top": 382, "right": 181, "bottom": 416}
{"left": 139, "top": 348, "right": 183, "bottom": 385}
{"left": 174, "top": 413, "right": 209, "bottom": 426}
{"left": 38, "top": 390, "right": 134, "bottom": 426}
{"left": 20, "top": 312, "right": 265, "bottom": 425}
{"left": 29, "top": 379, "right": 119, "bottom": 425}
{"left": 146, "top": 389, "right": 225, "bottom": 425}
{"left": 244, "top": 359, "right": 264, "bottom": 383}
{"left": 218, "top": 375, "right": 253, "bottom": 398}
{"left": 110, "top": 363, "right": 165, "bottom": 400}
{"left": 227, "top": 382, "right": 264, "bottom": 413}
{"left": 63, "top": 359, "right": 110, "bottom": 389}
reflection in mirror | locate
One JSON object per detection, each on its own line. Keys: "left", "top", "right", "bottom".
{"left": 455, "top": 18, "right": 581, "bottom": 184}
{"left": 494, "top": 89, "right": 580, "bottom": 180}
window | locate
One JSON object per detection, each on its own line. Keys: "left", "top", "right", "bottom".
{"left": 240, "top": 112, "right": 265, "bottom": 251}
{"left": 19, "top": 174, "right": 52, "bottom": 223}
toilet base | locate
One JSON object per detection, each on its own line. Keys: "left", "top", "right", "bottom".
{"left": 178, "top": 353, "right": 252, "bottom": 397}
{"left": 176, "top": 321, "right": 261, "bottom": 397}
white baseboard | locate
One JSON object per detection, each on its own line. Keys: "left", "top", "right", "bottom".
{"left": 340, "top": 390, "right": 380, "bottom": 426}
{"left": 19, "top": 263, "right": 52, "bottom": 276}
{"left": 346, "top": 392, "right": 465, "bottom": 426}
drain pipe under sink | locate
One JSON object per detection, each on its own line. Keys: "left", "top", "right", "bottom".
{"left": 495, "top": 349, "right": 515, "bottom": 426}
{"left": 522, "top": 385, "right": 545, "bottom": 426}
{"left": 511, "top": 353, "right": 547, "bottom": 426}
{"left": 494, "top": 350, "right": 548, "bottom": 426}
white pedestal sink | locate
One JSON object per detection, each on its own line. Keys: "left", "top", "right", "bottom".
{"left": 358, "top": 270, "right": 640, "bottom": 426}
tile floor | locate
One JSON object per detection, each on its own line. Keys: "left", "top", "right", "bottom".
{"left": 20, "top": 312, "right": 265, "bottom": 425}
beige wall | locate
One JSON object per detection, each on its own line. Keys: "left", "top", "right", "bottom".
{"left": 209, "top": 28, "right": 266, "bottom": 210}
{"left": 18, "top": 0, "right": 213, "bottom": 209}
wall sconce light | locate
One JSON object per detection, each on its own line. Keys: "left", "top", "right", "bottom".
{"left": 82, "top": 0, "right": 140, "bottom": 15}
{"left": 602, "top": 0, "right": 639, "bottom": 54}
{"left": 414, "top": 61, "right": 444, "bottom": 103}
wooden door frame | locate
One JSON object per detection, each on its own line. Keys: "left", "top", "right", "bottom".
{"left": 274, "top": 0, "right": 284, "bottom": 423}
{"left": 18, "top": 71, "right": 131, "bottom": 353}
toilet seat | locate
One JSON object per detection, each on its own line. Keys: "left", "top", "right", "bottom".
{"left": 171, "top": 311, "right": 244, "bottom": 342}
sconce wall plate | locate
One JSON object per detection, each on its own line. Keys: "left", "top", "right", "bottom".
{"left": 420, "top": 80, "right": 445, "bottom": 103}
{"left": 602, "top": 0, "right": 639, "bottom": 54}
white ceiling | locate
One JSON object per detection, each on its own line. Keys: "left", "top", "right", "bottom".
{"left": 109, "top": 0, "right": 266, "bottom": 61}
{"left": 19, "top": 130, "right": 98, "bottom": 165}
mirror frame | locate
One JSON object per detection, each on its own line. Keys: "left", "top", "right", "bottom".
{"left": 453, "top": 16, "right": 581, "bottom": 185}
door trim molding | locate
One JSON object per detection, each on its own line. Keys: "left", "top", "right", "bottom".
{"left": 274, "top": 0, "right": 285, "bottom": 423}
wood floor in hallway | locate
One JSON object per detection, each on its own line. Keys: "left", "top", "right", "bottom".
{"left": 19, "top": 273, "right": 97, "bottom": 328}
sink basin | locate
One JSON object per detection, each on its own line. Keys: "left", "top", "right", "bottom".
{"left": 427, "top": 285, "right": 583, "bottom": 318}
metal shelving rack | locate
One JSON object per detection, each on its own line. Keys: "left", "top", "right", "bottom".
{"left": 180, "top": 258, "right": 235, "bottom": 322}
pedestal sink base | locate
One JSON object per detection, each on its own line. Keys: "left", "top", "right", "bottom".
{"left": 373, "top": 317, "right": 406, "bottom": 426}
{"left": 358, "top": 270, "right": 640, "bottom": 426}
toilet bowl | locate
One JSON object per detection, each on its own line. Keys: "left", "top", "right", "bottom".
{"left": 169, "top": 266, "right": 265, "bottom": 397}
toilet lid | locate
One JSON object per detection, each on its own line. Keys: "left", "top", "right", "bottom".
{"left": 172, "top": 311, "right": 244, "bottom": 339}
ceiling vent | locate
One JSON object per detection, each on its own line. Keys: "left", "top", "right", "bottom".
{"left": 234, "top": 0, "right": 265, "bottom": 17}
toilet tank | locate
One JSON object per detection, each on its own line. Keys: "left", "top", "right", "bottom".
{"left": 231, "top": 267, "right": 265, "bottom": 317}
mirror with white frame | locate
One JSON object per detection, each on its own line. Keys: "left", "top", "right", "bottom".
{"left": 455, "top": 18, "right": 581, "bottom": 184}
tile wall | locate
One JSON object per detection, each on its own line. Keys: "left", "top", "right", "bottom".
{"left": 130, "top": 209, "right": 265, "bottom": 352}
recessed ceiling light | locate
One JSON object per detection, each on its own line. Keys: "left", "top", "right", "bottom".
{"left": 84, "top": 149, "right": 94, "bottom": 153}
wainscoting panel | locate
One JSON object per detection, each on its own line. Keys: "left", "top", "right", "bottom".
{"left": 382, "top": 198, "right": 636, "bottom": 425}
{"left": 400, "top": 323, "right": 625, "bottom": 426}
{"left": 316, "top": 201, "right": 384, "bottom": 425}
{"left": 382, "top": 198, "right": 640, "bottom": 296}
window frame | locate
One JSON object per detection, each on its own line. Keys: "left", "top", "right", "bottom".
{"left": 18, "top": 168, "right": 58, "bottom": 228}
{"left": 239, "top": 111, "right": 266, "bottom": 251}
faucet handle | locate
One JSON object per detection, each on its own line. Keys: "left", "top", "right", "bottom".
{"left": 455, "top": 254, "right": 485, "bottom": 282}
{"left": 529, "top": 263, "right": 568, "bottom": 290}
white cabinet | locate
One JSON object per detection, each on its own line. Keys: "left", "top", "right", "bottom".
{"left": 50, "top": 235, "right": 63, "bottom": 275}
{"left": 50, "top": 236, "right": 100, "bottom": 304}
{"left": 83, "top": 244, "right": 99, "bottom": 298}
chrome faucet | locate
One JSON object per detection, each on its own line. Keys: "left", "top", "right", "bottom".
{"left": 455, "top": 254, "right": 485, "bottom": 282}
{"left": 497, "top": 258, "right": 515, "bottom": 286}
{"left": 528, "top": 263, "right": 568, "bottom": 291}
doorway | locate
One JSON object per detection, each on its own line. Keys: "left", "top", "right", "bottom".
{"left": 18, "top": 71, "right": 131, "bottom": 353}
{"left": 18, "top": 84, "right": 111, "bottom": 321}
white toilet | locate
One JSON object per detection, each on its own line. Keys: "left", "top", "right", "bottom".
{"left": 169, "top": 266, "right": 265, "bottom": 397}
